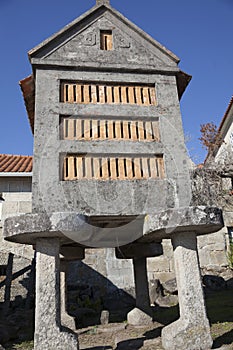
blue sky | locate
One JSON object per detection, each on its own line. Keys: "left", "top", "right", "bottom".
{"left": 0, "top": 0, "right": 232, "bottom": 163}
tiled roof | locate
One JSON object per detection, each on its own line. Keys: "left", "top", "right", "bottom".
{"left": 20, "top": 75, "right": 35, "bottom": 134}
{"left": 0, "top": 154, "right": 33, "bottom": 173}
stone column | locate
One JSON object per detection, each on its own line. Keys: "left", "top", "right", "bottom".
{"left": 127, "top": 257, "right": 152, "bottom": 326}
{"left": 34, "top": 238, "right": 78, "bottom": 350}
{"left": 60, "top": 260, "right": 76, "bottom": 330}
{"left": 162, "top": 232, "right": 212, "bottom": 350}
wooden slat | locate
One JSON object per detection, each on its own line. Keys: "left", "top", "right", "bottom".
{"left": 63, "top": 84, "right": 68, "bottom": 102}
{"left": 99, "top": 85, "right": 105, "bottom": 104}
{"left": 131, "top": 121, "right": 138, "bottom": 140}
{"left": 85, "top": 157, "right": 92, "bottom": 179}
{"left": 142, "top": 158, "right": 149, "bottom": 178}
{"left": 93, "top": 158, "right": 100, "bottom": 179}
{"left": 67, "top": 119, "right": 75, "bottom": 140}
{"left": 133, "top": 158, "right": 142, "bottom": 179}
{"left": 67, "top": 157, "right": 75, "bottom": 180}
{"left": 91, "top": 119, "right": 98, "bottom": 139}
{"left": 62, "top": 118, "right": 68, "bottom": 139}
{"left": 84, "top": 85, "right": 90, "bottom": 104}
{"left": 137, "top": 121, "right": 145, "bottom": 140}
{"left": 135, "top": 87, "right": 142, "bottom": 105}
{"left": 149, "top": 158, "right": 158, "bottom": 178}
{"left": 108, "top": 120, "right": 114, "bottom": 140}
{"left": 76, "top": 157, "right": 83, "bottom": 179}
{"left": 118, "top": 158, "right": 125, "bottom": 179}
{"left": 145, "top": 121, "right": 153, "bottom": 140}
{"left": 107, "top": 34, "right": 112, "bottom": 50}
{"left": 123, "top": 121, "right": 129, "bottom": 140}
{"left": 158, "top": 157, "right": 165, "bottom": 179}
{"left": 68, "top": 85, "right": 74, "bottom": 103}
{"left": 128, "top": 87, "right": 135, "bottom": 104}
{"left": 99, "top": 120, "right": 106, "bottom": 139}
{"left": 110, "top": 158, "right": 117, "bottom": 179}
{"left": 126, "top": 159, "right": 133, "bottom": 179}
{"left": 64, "top": 158, "right": 68, "bottom": 180}
{"left": 107, "top": 86, "right": 113, "bottom": 104}
{"left": 149, "top": 87, "right": 156, "bottom": 105}
{"left": 114, "top": 86, "right": 120, "bottom": 103}
{"left": 142, "top": 87, "right": 150, "bottom": 105}
{"left": 91, "top": 85, "right": 97, "bottom": 104}
{"left": 83, "top": 119, "right": 91, "bottom": 140}
{"left": 101, "top": 157, "right": 109, "bottom": 179}
{"left": 115, "top": 120, "right": 121, "bottom": 139}
{"left": 151, "top": 121, "right": 160, "bottom": 141}
{"left": 76, "top": 119, "right": 82, "bottom": 140}
{"left": 121, "top": 86, "right": 127, "bottom": 104}
{"left": 76, "top": 85, "right": 82, "bottom": 104}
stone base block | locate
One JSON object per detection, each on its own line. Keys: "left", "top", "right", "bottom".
{"left": 162, "top": 319, "right": 213, "bottom": 350}
{"left": 127, "top": 307, "right": 153, "bottom": 326}
{"left": 34, "top": 327, "right": 79, "bottom": 350}
{"left": 61, "top": 314, "right": 76, "bottom": 330}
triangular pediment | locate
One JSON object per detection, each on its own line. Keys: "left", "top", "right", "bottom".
{"left": 29, "top": 5, "right": 179, "bottom": 71}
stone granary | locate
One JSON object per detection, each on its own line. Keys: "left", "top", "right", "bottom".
{"left": 3, "top": 0, "right": 223, "bottom": 349}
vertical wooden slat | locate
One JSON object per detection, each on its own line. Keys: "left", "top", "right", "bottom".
{"left": 149, "top": 87, "right": 156, "bottom": 105}
{"left": 137, "top": 121, "right": 145, "bottom": 140}
{"left": 85, "top": 157, "right": 92, "bottom": 179}
{"left": 135, "top": 87, "right": 142, "bottom": 105}
{"left": 76, "top": 85, "right": 82, "bottom": 104}
{"left": 144, "top": 121, "right": 153, "bottom": 140}
{"left": 68, "top": 85, "right": 74, "bottom": 103}
{"left": 152, "top": 121, "right": 160, "bottom": 141}
{"left": 76, "top": 157, "right": 83, "bottom": 179}
{"left": 142, "top": 87, "right": 150, "bottom": 105}
{"left": 114, "top": 86, "right": 120, "bottom": 104}
{"left": 123, "top": 121, "right": 129, "bottom": 140}
{"left": 64, "top": 157, "right": 68, "bottom": 180}
{"left": 91, "top": 119, "right": 98, "bottom": 139}
{"left": 91, "top": 85, "right": 97, "bottom": 104}
{"left": 110, "top": 158, "right": 117, "bottom": 179}
{"left": 128, "top": 87, "right": 135, "bottom": 104}
{"left": 121, "top": 86, "right": 127, "bottom": 104}
{"left": 93, "top": 158, "right": 100, "bottom": 179}
{"left": 99, "top": 85, "right": 105, "bottom": 103}
{"left": 99, "top": 120, "right": 106, "bottom": 139}
{"left": 158, "top": 157, "right": 165, "bottom": 179}
{"left": 84, "top": 85, "right": 90, "bottom": 104}
{"left": 76, "top": 119, "right": 82, "bottom": 140}
{"left": 62, "top": 83, "right": 67, "bottom": 102}
{"left": 101, "top": 157, "right": 109, "bottom": 179}
{"left": 115, "top": 120, "right": 121, "bottom": 139}
{"left": 131, "top": 121, "right": 138, "bottom": 140}
{"left": 83, "top": 119, "right": 91, "bottom": 140}
{"left": 133, "top": 158, "right": 142, "bottom": 179}
{"left": 67, "top": 157, "right": 75, "bottom": 179}
{"left": 149, "top": 158, "right": 157, "bottom": 178}
{"left": 67, "top": 119, "right": 75, "bottom": 140}
{"left": 126, "top": 158, "right": 133, "bottom": 179}
{"left": 108, "top": 120, "right": 114, "bottom": 140}
{"left": 142, "top": 158, "right": 149, "bottom": 178}
{"left": 107, "top": 34, "right": 113, "bottom": 50}
{"left": 118, "top": 158, "right": 125, "bottom": 179}
{"left": 106, "top": 86, "right": 113, "bottom": 104}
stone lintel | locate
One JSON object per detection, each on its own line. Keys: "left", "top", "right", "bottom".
{"left": 115, "top": 243, "right": 163, "bottom": 259}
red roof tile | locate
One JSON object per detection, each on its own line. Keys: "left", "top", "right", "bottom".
{"left": 0, "top": 154, "right": 33, "bottom": 173}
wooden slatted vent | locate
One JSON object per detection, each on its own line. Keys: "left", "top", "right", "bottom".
{"left": 61, "top": 118, "right": 160, "bottom": 142}
{"left": 61, "top": 83, "right": 156, "bottom": 106}
{"left": 63, "top": 155, "right": 165, "bottom": 181}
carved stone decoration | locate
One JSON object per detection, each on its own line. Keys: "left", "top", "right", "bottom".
{"left": 80, "top": 32, "right": 96, "bottom": 46}
{"left": 115, "top": 33, "right": 131, "bottom": 48}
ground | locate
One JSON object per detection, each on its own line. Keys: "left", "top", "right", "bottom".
{"left": 3, "top": 290, "right": 233, "bottom": 350}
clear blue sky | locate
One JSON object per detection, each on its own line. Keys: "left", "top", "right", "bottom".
{"left": 0, "top": 0, "right": 232, "bottom": 163}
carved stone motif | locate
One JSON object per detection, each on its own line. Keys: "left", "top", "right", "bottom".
{"left": 80, "top": 32, "right": 96, "bottom": 46}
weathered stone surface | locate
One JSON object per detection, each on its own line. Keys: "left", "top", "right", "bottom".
{"left": 127, "top": 308, "right": 153, "bottom": 326}
{"left": 34, "top": 238, "right": 78, "bottom": 350}
{"left": 162, "top": 278, "right": 177, "bottom": 294}
{"left": 100, "top": 310, "right": 109, "bottom": 325}
{"left": 149, "top": 279, "right": 163, "bottom": 305}
{"left": 162, "top": 232, "right": 212, "bottom": 350}
{"left": 155, "top": 294, "right": 178, "bottom": 307}
{"left": 60, "top": 261, "right": 76, "bottom": 330}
